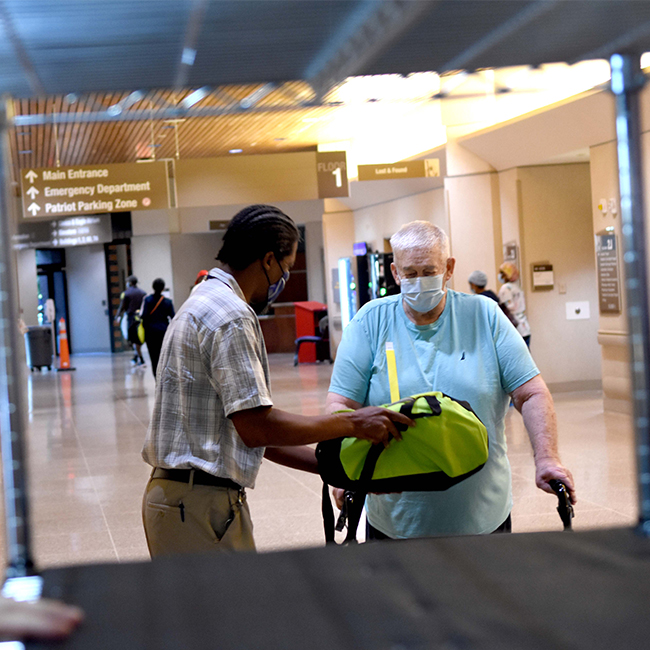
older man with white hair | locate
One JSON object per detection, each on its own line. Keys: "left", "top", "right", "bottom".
{"left": 327, "top": 221, "right": 575, "bottom": 540}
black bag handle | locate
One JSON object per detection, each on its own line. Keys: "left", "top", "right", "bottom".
{"left": 394, "top": 394, "right": 442, "bottom": 432}
{"left": 323, "top": 484, "right": 366, "bottom": 544}
{"left": 323, "top": 394, "right": 443, "bottom": 544}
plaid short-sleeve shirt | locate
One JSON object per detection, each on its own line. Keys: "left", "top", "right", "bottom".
{"left": 142, "top": 268, "right": 272, "bottom": 488}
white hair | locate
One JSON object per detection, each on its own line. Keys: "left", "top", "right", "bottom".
{"left": 390, "top": 221, "right": 450, "bottom": 261}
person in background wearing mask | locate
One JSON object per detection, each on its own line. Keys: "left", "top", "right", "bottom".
{"left": 327, "top": 221, "right": 575, "bottom": 541}
{"left": 140, "top": 278, "right": 175, "bottom": 378}
{"left": 498, "top": 262, "right": 531, "bottom": 347}
{"left": 142, "top": 205, "right": 413, "bottom": 556}
{"left": 469, "top": 269, "right": 518, "bottom": 329}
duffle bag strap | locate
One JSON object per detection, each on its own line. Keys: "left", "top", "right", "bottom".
{"left": 322, "top": 484, "right": 367, "bottom": 545}
{"left": 322, "top": 442, "right": 383, "bottom": 544}
{"left": 395, "top": 394, "right": 442, "bottom": 428}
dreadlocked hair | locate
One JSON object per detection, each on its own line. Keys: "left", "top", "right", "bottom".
{"left": 217, "top": 204, "right": 300, "bottom": 270}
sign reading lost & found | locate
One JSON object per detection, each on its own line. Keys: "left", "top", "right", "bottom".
{"left": 20, "top": 162, "right": 169, "bottom": 219}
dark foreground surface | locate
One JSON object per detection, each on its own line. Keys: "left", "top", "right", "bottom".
{"left": 30, "top": 527, "right": 649, "bottom": 649}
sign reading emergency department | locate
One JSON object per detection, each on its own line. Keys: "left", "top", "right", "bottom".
{"left": 20, "top": 162, "right": 169, "bottom": 219}
{"left": 358, "top": 159, "right": 440, "bottom": 181}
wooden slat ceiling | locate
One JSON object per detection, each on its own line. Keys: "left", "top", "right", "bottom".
{"left": 9, "top": 82, "right": 339, "bottom": 176}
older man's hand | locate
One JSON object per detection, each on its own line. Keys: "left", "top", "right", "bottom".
{"left": 535, "top": 458, "right": 576, "bottom": 505}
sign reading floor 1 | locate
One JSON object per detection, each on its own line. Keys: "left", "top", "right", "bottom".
{"left": 20, "top": 162, "right": 169, "bottom": 219}
{"left": 316, "top": 151, "right": 349, "bottom": 198}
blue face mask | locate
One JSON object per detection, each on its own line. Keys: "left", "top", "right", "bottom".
{"left": 267, "top": 267, "right": 290, "bottom": 304}
{"left": 399, "top": 274, "right": 446, "bottom": 313}
{"left": 253, "top": 256, "right": 290, "bottom": 315}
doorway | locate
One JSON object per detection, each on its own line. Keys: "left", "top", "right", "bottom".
{"left": 36, "top": 248, "right": 71, "bottom": 353}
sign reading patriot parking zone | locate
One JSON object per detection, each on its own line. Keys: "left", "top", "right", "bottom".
{"left": 20, "top": 162, "right": 170, "bottom": 219}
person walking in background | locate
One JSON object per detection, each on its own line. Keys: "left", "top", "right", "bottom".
{"left": 141, "top": 278, "right": 175, "bottom": 378}
{"left": 498, "top": 262, "right": 531, "bottom": 347}
{"left": 115, "top": 275, "right": 147, "bottom": 365}
{"left": 469, "top": 269, "right": 518, "bottom": 329}
{"left": 190, "top": 269, "right": 209, "bottom": 295}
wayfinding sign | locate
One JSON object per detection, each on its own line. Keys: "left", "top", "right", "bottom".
{"left": 20, "top": 162, "right": 169, "bottom": 219}
{"left": 358, "top": 159, "right": 440, "bottom": 181}
{"left": 316, "top": 152, "right": 349, "bottom": 198}
{"left": 596, "top": 230, "right": 621, "bottom": 314}
{"left": 13, "top": 215, "right": 113, "bottom": 250}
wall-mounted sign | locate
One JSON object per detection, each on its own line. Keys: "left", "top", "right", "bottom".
{"left": 20, "top": 161, "right": 170, "bottom": 219}
{"left": 13, "top": 214, "right": 113, "bottom": 250}
{"left": 532, "top": 263, "right": 554, "bottom": 290}
{"left": 316, "top": 151, "right": 349, "bottom": 198}
{"left": 566, "top": 301, "right": 591, "bottom": 320}
{"left": 596, "top": 230, "right": 621, "bottom": 314}
{"left": 358, "top": 159, "right": 440, "bottom": 181}
{"left": 503, "top": 241, "right": 518, "bottom": 262}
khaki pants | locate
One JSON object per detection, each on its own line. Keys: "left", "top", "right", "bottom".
{"left": 142, "top": 473, "right": 256, "bottom": 557}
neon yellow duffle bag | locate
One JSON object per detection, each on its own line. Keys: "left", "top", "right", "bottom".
{"left": 316, "top": 392, "right": 489, "bottom": 494}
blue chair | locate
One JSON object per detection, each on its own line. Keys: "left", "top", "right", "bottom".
{"left": 294, "top": 316, "right": 332, "bottom": 366}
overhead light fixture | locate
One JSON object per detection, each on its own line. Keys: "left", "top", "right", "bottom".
{"left": 181, "top": 86, "right": 211, "bottom": 109}
{"left": 107, "top": 90, "right": 145, "bottom": 116}
{"left": 181, "top": 47, "right": 197, "bottom": 66}
{"left": 229, "top": 149, "right": 243, "bottom": 154}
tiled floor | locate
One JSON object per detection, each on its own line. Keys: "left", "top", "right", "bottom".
{"left": 0, "top": 353, "right": 638, "bottom": 570}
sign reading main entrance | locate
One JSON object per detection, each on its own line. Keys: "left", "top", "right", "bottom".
{"left": 20, "top": 162, "right": 169, "bottom": 219}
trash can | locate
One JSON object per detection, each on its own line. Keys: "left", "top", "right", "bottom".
{"left": 24, "top": 326, "right": 53, "bottom": 371}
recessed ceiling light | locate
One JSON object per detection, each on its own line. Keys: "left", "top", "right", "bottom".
{"left": 229, "top": 149, "right": 243, "bottom": 154}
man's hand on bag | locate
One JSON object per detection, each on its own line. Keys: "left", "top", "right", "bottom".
{"left": 343, "top": 406, "right": 414, "bottom": 447}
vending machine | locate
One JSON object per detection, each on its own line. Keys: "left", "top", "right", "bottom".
{"left": 338, "top": 249, "right": 398, "bottom": 329}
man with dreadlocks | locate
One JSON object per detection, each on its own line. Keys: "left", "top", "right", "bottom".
{"left": 142, "top": 205, "right": 413, "bottom": 556}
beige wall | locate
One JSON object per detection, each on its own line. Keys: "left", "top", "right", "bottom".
{"left": 175, "top": 153, "right": 319, "bottom": 208}
{"left": 353, "top": 186, "right": 448, "bottom": 253}
{"left": 590, "top": 140, "right": 630, "bottom": 412}
{"left": 131, "top": 234, "right": 175, "bottom": 304}
{"left": 170, "top": 232, "right": 225, "bottom": 308}
{"left": 517, "top": 163, "right": 601, "bottom": 389}
{"left": 445, "top": 172, "right": 502, "bottom": 292}
{"left": 322, "top": 204, "right": 356, "bottom": 351}
{"left": 16, "top": 248, "right": 39, "bottom": 325}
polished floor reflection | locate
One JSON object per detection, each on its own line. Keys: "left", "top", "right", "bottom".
{"left": 0, "top": 353, "right": 638, "bottom": 569}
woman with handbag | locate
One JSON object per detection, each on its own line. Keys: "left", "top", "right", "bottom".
{"left": 141, "top": 278, "right": 175, "bottom": 378}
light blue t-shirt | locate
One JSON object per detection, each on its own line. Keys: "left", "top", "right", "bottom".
{"left": 329, "top": 290, "right": 539, "bottom": 538}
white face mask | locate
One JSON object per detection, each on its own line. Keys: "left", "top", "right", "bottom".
{"left": 399, "top": 274, "right": 446, "bottom": 313}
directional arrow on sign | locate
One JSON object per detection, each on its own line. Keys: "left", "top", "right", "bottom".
{"left": 26, "top": 186, "right": 39, "bottom": 199}
{"left": 27, "top": 203, "right": 40, "bottom": 216}
{"left": 25, "top": 170, "right": 38, "bottom": 183}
